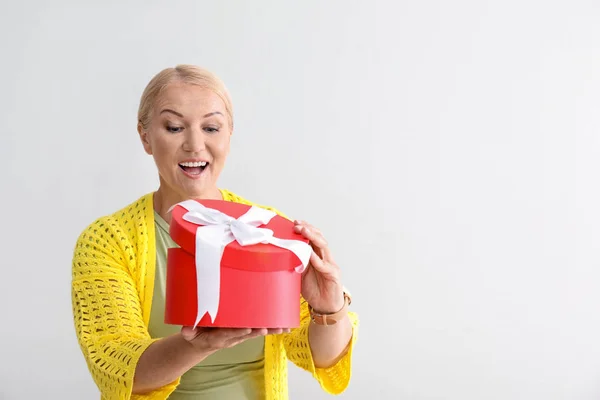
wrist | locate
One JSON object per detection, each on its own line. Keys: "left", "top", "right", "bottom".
{"left": 309, "top": 292, "right": 352, "bottom": 326}
{"left": 311, "top": 294, "right": 345, "bottom": 315}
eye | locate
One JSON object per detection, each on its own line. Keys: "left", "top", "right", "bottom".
{"left": 203, "top": 126, "right": 220, "bottom": 133}
{"left": 166, "top": 124, "right": 183, "bottom": 133}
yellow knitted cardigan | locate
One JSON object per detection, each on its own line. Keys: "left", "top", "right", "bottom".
{"left": 71, "top": 189, "right": 358, "bottom": 400}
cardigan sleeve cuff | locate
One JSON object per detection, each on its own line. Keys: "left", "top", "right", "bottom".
{"left": 285, "top": 310, "right": 359, "bottom": 395}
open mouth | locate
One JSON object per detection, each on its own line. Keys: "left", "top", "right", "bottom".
{"left": 179, "top": 161, "right": 209, "bottom": 176}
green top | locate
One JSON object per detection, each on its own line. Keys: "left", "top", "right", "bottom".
{"left": 148, "top": 211, "right": 266, "bottom": 399}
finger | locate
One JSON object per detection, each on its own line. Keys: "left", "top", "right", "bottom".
{"left": 309, "top": 250, "right": 332, "bottom": 274}
{"left": 225, "top": 327, "right": 289, "bottom": 348}
{"left": 294, "top": 225, "right": 327, "bottom": 248}
{"left": 238, "top": 328, "right": 287, "bottom": 336}
{"left": 181, "top": 326, "right": 201, "bottom": 341}
{"left": 295, "top": 220, "right": 324, "bottom": 236}
{"left": 187, "top": 327, "right": 291, "bottom": 350}
{"left": 239, "top": 328, "right": 268, "bottom": 339}
{"left": 185, "top": 327, "right": 281, "bottom": 341}
{"left": 205, "top": 327, "right": 253, "bottom": 339}
{"left": 295, "top": 225, "right": 334, "bottom": 262}
{"left": 187, "top": 327, "right": 252, "bottom": 347}
{"left": 294, "top": 221, "right": 324, "bottom": 238}
{"left": 223, "top": 328, "right": 267, "bottom": 348}
{"left": 296, "top": 223, "right": 332, "bottom": 261}
{"left": 320, "top": 243, "right": 333, "bottom": 264}
{"left": 225, "top": 328, "right": 264, "bottom": 340}
{"left": 223, "top": 327, "right": 287, "bottom": 344}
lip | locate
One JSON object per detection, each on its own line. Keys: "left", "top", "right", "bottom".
{"left": 180, "top": 167, "right": 207, "bottom": 179}
{"left": 178, "top": 158, "right": 210, "bottom": 164}
{"left": 178, "top": 159, "right": 209, "bottom": 180}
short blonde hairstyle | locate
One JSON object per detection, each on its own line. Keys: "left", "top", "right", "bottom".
{"left": 137, "top": 64, "right": 234, "bottom": 130}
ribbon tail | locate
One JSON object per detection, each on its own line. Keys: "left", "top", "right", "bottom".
{"left": 193, "top": 227, "right": 229, "bottom": 328}
{"left": 267, "top": 237, "right": 312, "bottom": 273}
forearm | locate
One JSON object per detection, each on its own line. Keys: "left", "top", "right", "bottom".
{"left": 308, "top": 314, "right": 353, "bottom": 368}
{"left": 132, "top": 333, "right": 211, "bottom": 394}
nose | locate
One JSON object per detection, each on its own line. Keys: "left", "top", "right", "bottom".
{"left": 182, "top": 128, "right": 206, "bottom": 153}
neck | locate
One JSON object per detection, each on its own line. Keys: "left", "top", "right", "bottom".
{"left": 153, "top": 182, "right": 223, "bottom": 224}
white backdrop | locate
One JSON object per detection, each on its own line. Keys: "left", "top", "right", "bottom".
{"left": 2, "top": 1, "right": 600, "bottom": 399}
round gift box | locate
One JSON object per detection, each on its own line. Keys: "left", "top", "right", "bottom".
{"left": 164, "top": 199, "right": 309, "bottom": 328}
{"left": 165, "top": 247, "right": 302, "bottom": 328}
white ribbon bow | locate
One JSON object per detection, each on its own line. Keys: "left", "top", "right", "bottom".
{"left": 173, "top": 200, "right": 312, "bottom": 328}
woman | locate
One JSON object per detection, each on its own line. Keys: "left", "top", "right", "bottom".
{"left": 71, "top": 64, "right": 359, "bottom": 400}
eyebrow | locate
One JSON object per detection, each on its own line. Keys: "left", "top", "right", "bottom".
{"left": 160, "top": 109, "right": 224, "bottom": 118}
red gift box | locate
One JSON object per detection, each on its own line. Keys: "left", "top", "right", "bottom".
{"left": 164, "top": 199, "right": 312, "bottom": 329}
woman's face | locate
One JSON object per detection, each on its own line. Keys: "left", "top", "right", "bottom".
{"left": 139, "top": 82, "right": 231, "bottom": 201}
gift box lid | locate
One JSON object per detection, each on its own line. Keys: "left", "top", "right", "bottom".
{"left": 169, "top": 199, "right": 310, "bottom": 272}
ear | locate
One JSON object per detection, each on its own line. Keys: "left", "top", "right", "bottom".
{"left": 137, "top": 121, "right": 153, "bottom": 155}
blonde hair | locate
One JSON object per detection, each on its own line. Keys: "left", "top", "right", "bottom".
{"left": 137, "top": 64, "right": 234, "bottom": 130}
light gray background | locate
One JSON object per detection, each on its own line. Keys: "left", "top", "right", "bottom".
{"left": 1, "top": 0, "right": 600, "bottom": 399}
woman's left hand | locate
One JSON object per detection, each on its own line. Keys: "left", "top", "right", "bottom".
{"left": 294, "top": 220, "right": 345, "bottom": 314}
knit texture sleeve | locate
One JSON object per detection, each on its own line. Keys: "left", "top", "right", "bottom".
{"left": 71, "top": 216, "right": 177, "bottom": 400}
{"left": 282, "top": 297, "right": 359, "bottom": 394}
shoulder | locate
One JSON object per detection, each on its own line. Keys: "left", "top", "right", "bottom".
{"left": 220, "top": 188, "right": 292, "bottom": 221}
{"left": 73, "top": 193, "right": 154, "bottom": 250}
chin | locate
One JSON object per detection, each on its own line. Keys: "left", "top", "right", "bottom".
{"left": 160, "top": 173, "right": 218, "bottom": 201}
{"left": 181, "top": 185, "right": 218, "bottom": 200}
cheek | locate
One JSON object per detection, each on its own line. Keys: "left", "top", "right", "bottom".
{"left": 150, "top": 134, "right": 178, "bottom": 164}
{"left": 212, "top": 138, "right": 231, "bottom": 160}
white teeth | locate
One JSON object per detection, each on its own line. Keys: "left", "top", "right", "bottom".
{"left": 179, "top": 161, "right": 207, "bottom": 167}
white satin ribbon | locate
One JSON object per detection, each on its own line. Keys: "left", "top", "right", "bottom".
{"left": 172, "top": 200, "right": 312, "bottom": 328}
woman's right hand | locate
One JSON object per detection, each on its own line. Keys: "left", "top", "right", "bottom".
{"left": 181, "top": 327, "right": 289, "bottom": 355}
